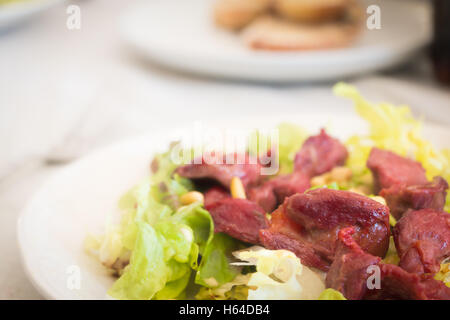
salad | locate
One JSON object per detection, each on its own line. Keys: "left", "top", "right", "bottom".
{"left": 85, "top": 83, "right": 450, "bottom": 300}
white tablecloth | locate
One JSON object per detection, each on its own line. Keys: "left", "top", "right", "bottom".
{"left": 0, "top": 0, "right": 449, "bottom": 299}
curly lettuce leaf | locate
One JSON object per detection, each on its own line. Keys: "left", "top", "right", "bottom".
{"left": 98, "top": 145, "right": 243, "bottom": 300}
{"left": 150, "top": 144, "right": 193, "bottom": 209}
{"left": 108, "top": 222, "right": 168, "bottom": 300}
{"left": 249, "top": 122, "right": 307, "bottom": 175}
{"left": 382, "top": 236, "right": 400, "bottom": 265}
{"left": 195, "top": 233, "right": 243, "bottom": 288}
{"left": 334, "top": 82, "right": 450, "bottom": 210}
{"left": 108, "top": 203, "right": 210, "bottom": 300}
{"left": 195, "top": 274, "right": 250, "bottom": 300}
{"left": 118, "top": 180, "right": 173, "bottom": 251}
{"left": 171, "top": 203, "right": 214, "bottom": 256}
{"left": 277, "top": 123, "right": 308, "bottom": 174}
{"left": 154, "top": 271, "right": 192, "bottom": 300}
{"left": 308, "top": 182, "right": 340, "bottom": 191}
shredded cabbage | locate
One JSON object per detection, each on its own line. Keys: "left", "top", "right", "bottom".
{"left": 232, "top": 246, "right": 325, "bottom": 300}
{"left": 334, "top": 83, "right": 450, "bottom": 211}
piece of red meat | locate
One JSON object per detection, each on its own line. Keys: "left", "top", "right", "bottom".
{"left": 393, "top": 208, "right": 450, "bottom": 275}
{"left": 294, "top": 129, "right": 348, "bottom": 177}
{"left": 365, "top": 264, "right": 450, "bottom": 300}
{"left": 259, "top": 205, "right": 331, "bottom": 270}
{"left": 259, "top": 189, "right": 390, "bottom": 271}
{"left": 367, "top": 148, "right": 428, "bottom": 192}
{"left": 248, "top": 182, "right": 277, "bottom": 214}
{"left": 204, "top": 186, "right": 230, "bottom": 208}
{"left": 364, "top": 263, "right": 450, "bottom": 300}
{"left": 248, "top": 171, "right": 311, "bottom": 212}
{"left": 325, "top": 228, "right": 381, "bottom": 299}
{"left": 326, "top": 227, "right": 450, "bottom": 300}
{"left": 175, "top": 153, "right": 263, "bottom": 189}
{"left": 249, "top": 129, "right": 347, "bottom": 212}
{"left": 205, "top": 198, "right": 268, "bottom": 244}
{"left": 380, "top": 176, "right": 448, "bottom": 220}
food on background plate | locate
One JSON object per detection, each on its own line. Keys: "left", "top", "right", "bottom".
{"left": 214, "top": 0, "right": 363, "bottom": 50}
{"left": 274, "top": 0, "right": 351, "bottom": 23}
{"left": 85, "top": 83, "right": 450, "bottom": 300}
{"left": 213, "top": 0, "right": 272, "bottom": 30}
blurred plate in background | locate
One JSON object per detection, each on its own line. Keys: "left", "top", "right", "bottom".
{"left": 121, "top": 0, "right": 431, "bottom": 83}
{"left": 0, "top": 0, "right": 65, "bottom": 30}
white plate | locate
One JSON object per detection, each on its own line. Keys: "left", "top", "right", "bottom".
{"left": 17, "top": 113, "right": 450, "bottom": 299}
{"left": 120, "top": 0, "right": 431, "bottom": 83}
{"left": 0, "top": 0, "right": 65, "bottom": 30}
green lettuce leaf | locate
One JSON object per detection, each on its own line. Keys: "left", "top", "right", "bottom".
{"left": 172, "top": 203, "right": 214, "bottom": 255}
{"left": 277, "top": 123, "right": 308, "bottom": 174}
{"left": 195, "top": 233, "right": 243, "bottom": 288}
{"left": 108, "top": 222, "right": 168, "bottom": 300}
{"left": 249, "top": 122, "right": 307, "bottom": 175}
{"left": 308, "top": 182, "right": 340, "bottom": 191}
{"left": 318, "top": 288, "right": 347, "bottom": 300}
{"left": 154, "top": 271, "right": 192, "bottom": 300}
{"left": 334, "top": 82, "right": 450, "bottom": 210}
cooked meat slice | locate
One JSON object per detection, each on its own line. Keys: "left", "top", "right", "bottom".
{"left": 327, "top": 228, "right": 450, "bottom": 300}
{"left": 380, "top": 176, "right": 448, "bottom": 220}
{"left": 285, "top": 188, "right": 391, "bottom": 257}
{"left": 393, "top": 208, "right": 450, "bottom": 275}
{"left": 259, "top": 189, "right": 390, "bottom": 271}
{"left": 294, "top": 129, "right": 348, "bottom": 177}
{"left": 367, "top": 148, "right": 428, "bottom": 192}
{"left": 325, "top": 228, "right": 381, "bottom": 299}
{"left": 206, "top": 198, "right": 268, "bottom": 244}
{"left": 248, "top": 171, "right": 310, "bottom": 212}
{"left": 248, "top": 182, "right": 277, "bottom": 214}
{"left": 271, "top": 171, "right": 311, "bottom": 203}
{"left": 175, "top": 153, "right": 263, "bottom": 190}
{"left": 259, "top": 206, "right": 331, "bottom": 270}
{"left": 204, "top": 186, "right": 230, "bottom": 208}
{"left": 365, "top": 264, "right": 450, "bottom": 300}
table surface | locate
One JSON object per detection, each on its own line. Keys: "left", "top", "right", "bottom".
{"left": 0, "top": 0, "right": 449, "bottom": 299}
